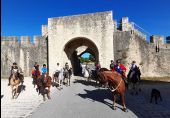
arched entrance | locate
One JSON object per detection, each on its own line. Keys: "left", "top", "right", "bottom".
{"left": 64, "top": 37, "right": 99, "bottom": 75}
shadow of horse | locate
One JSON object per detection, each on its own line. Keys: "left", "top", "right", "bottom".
{"left": 52, "top": 82, "right": 60, "bottom": 88}
{"left": 15, "top": 84, "right": 26, "bottom": 99}
{"left": 73, "top": 79, "right": 97, "bottom": 87}
{"left": 77, "top": 88, "right": 124, "bottom": 111}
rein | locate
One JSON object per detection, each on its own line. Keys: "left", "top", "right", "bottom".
{"left": 109, "top": 78, "right": 123, "bottom": 92}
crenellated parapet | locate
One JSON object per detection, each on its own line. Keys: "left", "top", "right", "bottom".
{"left": 1, "top": 36, "right": 19, "bottom": 46}
{"left": 42, "top": 25, "right": 48, "bottom": 37}
{"left": 20, "top": 36, "right": 31, "bottom": 46}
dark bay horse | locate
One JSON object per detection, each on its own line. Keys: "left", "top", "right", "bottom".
{"left": 127, "top": 67, "right": 141, "bottom": 95}
{"left": 98, "top": 71, "right": 127, "bottom": 112}
{"left": 36, "top": 73, "right": 52, "bottom": 101}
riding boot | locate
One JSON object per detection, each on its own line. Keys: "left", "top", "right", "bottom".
{"left": 8, "top": 77, "right": 10, "bottom": 86}
{"left": 8, "top": 75, "right": 12, "bottom": 86}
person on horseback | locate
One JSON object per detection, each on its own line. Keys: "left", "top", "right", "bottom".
{"left": 52, "top": 63, "right": 61, "bottom": 82}
{"left": 128, "top": 61, "right": 141, "bottom": 81}
{"left": 65, "top": 62, "right": 69, "bottom": 70}
{"left": 110, "top": 60, "right": 115, "bottom": 71}
{"left": 114, "top": 59, "right": 128, "bottom": 85}
{"left": 8, "top": 62, "right": 24, "bottom": 86}
{"left": 32, "top": 62, "right": 38, "bottom": 76}
{"left": 32, "top": 64, "right": 41, "bottom": 77}
{"left": 95, "top": 61, "right": 101, "bottom": 71}
{"left": 41, "top": 64, "right": 48, "bottom": 78}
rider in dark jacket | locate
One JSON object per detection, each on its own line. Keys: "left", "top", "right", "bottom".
{"left": 8, "top": 62, "right": 24, "bottom": 86}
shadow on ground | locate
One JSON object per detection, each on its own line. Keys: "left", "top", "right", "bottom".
{"left": 75, "top": 78, "right": 170, "bottom": 118}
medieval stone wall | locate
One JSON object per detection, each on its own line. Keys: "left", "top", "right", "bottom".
{"left": 113, "top": 30, "right": 170, "bottom": 77}
{"left": 1, "top": 36, "right": 47, "bottom": 77}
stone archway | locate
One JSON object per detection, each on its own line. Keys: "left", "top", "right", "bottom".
{"left": 64, "top": 37, "right": 99, "bottom": 75}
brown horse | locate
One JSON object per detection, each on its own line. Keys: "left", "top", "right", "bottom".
{"left": 98, "top": 71, "right": 127, "bottom": 112}
{"left": 10, "top": 69, "right": 21, "bottom": 99}
{"left": 36, "top": 73, "right": 52, "bottom": 101}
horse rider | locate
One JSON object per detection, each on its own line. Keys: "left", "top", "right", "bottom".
{"left": 128, "top": 61, "right": 140, "bottom": 81}
{"left": 65, "top": 62, "right": 69, "bottom": 70}
{"left": 41, "top": 64, "right": 48, "bottom": 79}
{"left": 110, "top": 60, "right": 115, "bottom": 71}
{"left": 95, "top": 61, "right": 101, "bottom": 71}
{"left": 114, "top": 59, "right": 128, "bottom": 84}
{"left": 53, "top": 63, "right": 61, "bottom": 81}
{"left": 8, "top": 62, "right": 24, "bottom": 86}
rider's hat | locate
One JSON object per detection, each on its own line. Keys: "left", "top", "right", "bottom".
{"left": 13, "top": 62, "right": 17, "bottom": 65}
{"left": 116, "top": 59, "right": 121, "bottom": 63}
{"left": 43, "top": 64, "right": 46, "bottom": 66}
{"left": 132, "top": 61, "right": 136, "bottom": 63}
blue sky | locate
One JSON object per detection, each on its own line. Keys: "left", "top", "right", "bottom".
{"left": 1, "top": 0, "right": 170, "bottom": 43}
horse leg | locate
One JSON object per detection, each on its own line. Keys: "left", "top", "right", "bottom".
{"left": 47, "top": 87, "right": 51, "bottom": 99}
{"left": 15, "top": 85, "right": 19, "bottom": 99}
{"left": 43, "top": 94, "right": 46, "bottom": 101}
{"left": 121, "top": 93, "right": 127, "bottom": 112}
{"left": 68, "top": 77, "right": 70, "bottom": 86}
{"left": 66, "top": 78, "right": 68, "bottom": 86}
{"left": 11, "top": 86, "right": 14, "bottom": 99}
{"left": 113, "top": 93, "right": 117, "bottom": 110}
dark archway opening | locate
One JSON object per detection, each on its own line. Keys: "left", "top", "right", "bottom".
{"left": 64, "top": 37, "right": 99, "bottom": 76}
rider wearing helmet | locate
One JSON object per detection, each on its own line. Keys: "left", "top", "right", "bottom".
{"left": 8, "top": 62, "right": 24, "bottom": 86}
{"left": 114, "top": 59, "right": 128, "bottom": 84}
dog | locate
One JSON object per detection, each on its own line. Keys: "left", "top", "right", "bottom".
{"left": 150, "top": 88, "right": 162, "bottom": 104}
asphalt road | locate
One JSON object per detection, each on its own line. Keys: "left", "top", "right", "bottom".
{"left": 1, "top": 76, "right": 170, "bottom": 118}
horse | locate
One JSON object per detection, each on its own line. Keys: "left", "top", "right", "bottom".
{"left": 82, "top": 66, "right": 90, "bottom": 81}
{"left": 53, "top": 71, "right": 60, "bottom": 83}
{"left": 89, "top": 68, "right": 109, "bottom": 87}
{"left": 36, "top": 73, "right": 52, "bottom": 101}
{"left": 127, "top": 67, "right": 141, "bottom": 95}
{"left": 10, "top": 68, "right": 21, "bottom": 99}
{"left": 98, "top": 71, "right": 127, "bottom": 112}
{"left": 32, "top": 69, "right": 41, "bottom": 89}
{"left": 63, "top": 68, "right": 72, "bottom": 86}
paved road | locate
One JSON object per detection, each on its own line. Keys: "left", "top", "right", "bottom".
{"left": 1, "top": 77, "right": 55, "bottom": 118}
{"left": 1, "top": 76, "right": 170, "bottom": 118}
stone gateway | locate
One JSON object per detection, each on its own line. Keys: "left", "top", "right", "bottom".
{"left": 1, "top": 11, "right": 170, "bottom": 77}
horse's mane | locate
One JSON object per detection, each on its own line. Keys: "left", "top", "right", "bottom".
{"left": 99, "top": 68, "right": 109, "bottom": 72}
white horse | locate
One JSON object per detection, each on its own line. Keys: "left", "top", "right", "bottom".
{"left": 82, "top": 65, "right": 90, "bottom": 81}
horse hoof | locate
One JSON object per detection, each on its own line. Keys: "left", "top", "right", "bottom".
{"left": 123, "top": 108, "right": 128, "bottom": 112}
{"left": 112, "top": 105, "right": 116, "bottom": 110}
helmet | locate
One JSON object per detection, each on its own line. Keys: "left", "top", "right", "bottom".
{"left": 13, "top": 62, "right": 17, "bottom": 65}
{"left": 116, "top": 59, "right": 121, "bottom": 63}
{"left": 132, "top": 61, "right": 136, "bottom": 63}
{"left": 43, "top": 64, "right": 46, "bottom": 66}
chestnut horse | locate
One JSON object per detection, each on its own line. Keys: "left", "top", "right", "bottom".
{"left": 36, "top": 73, "right": 52, "bottom": 101}
{"left": 98, "top": 71, "right": 127, "bottom": 112}
{"left": 10, "top": 69, "right": 21, "bottom": 99}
